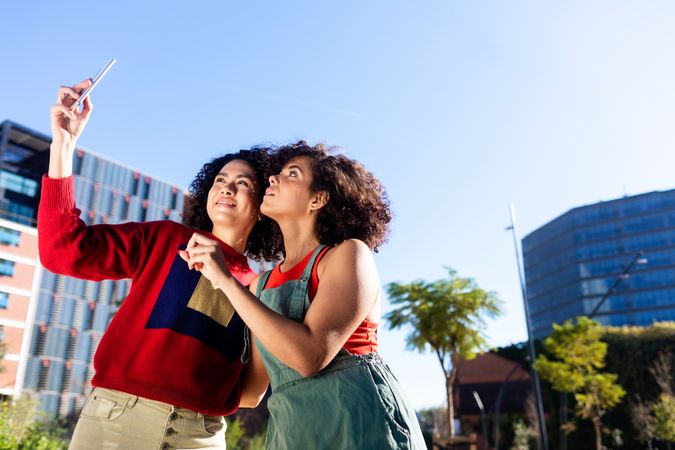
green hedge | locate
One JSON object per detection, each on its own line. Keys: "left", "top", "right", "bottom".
{"left": 495, "top": 322, "right": 675, "bottom": 449}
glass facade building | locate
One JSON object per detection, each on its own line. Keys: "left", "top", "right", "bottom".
{"left": 0, "top": 218, "right": 42, "bottom": 402}
{"left": 523, "top": 189, "right": 675, "bottom": 338}
{"left": 0, "top": 120, "right": 186, "bottom": 418}
{"left": 0, "top": 121, "right": 50, "bottom": 226}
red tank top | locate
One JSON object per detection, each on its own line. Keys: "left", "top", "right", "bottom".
{"left": 265, "top": 246, "right": 378, "bottom": 355}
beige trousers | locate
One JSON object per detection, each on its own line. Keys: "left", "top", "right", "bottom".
{"left": 69, "top": 388, "right": 226, "bottom": 450}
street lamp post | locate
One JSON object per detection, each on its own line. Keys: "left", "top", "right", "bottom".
{"left": 589, "top": 251, "right": 648, "bottom": 318}
{"left": 507, "top": 203, "right": 549, "bottom": 450}
{"left": 473, "top": 390, "right": 488, "bottom": 450}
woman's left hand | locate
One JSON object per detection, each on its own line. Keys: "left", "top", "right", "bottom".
{"left": 178, "top": 233, "right": 232, "bottom": 289}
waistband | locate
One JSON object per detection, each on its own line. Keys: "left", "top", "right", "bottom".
{"left": 323, "top": 351, "right": 383, "bottom": 372}
{"left": 273, "top": 351, "right": 384, "bottom": 392}
{"left": 91, "top": 387, "right": 223, "bottom": 419}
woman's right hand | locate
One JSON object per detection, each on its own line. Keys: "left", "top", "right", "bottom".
{"left": 50, "top": 79, "right": 93, "bottom": 150}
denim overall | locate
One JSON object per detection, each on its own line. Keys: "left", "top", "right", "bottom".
{"left": 253, "top": 246, "right": 426, "bottom": 450}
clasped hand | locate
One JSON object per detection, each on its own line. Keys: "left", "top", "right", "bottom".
{"left": 178, "top": 233, "right": 231, "bottom": 290}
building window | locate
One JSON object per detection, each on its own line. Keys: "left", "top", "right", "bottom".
{"left": 33, "top": 325, "right": 48, "bottom": 355}
{"left": 170, "top": 189, "right": 178, "bottom": 210}
{"left": 2, "top": 144, "right": 33, "bottom": 165}
{"left": 140, "top": 202, "right": 147, "bottom": 222}
{"left": 0, "top": 170, "right": 38, "bottom": 197}
{"left": 87, "top": 302, "right": 96, "bottom": 330}
{"left": 0, "top": 259, "right": 14, "bottom": 277}
{"left": 132, "top": 172, "right": 140, "bottom": 195}
{"left": 38, "top": 360, "right": 50, "bottom": 391}
{"left": 74, "top": 150, "right": 84, "bottom": 175}
{"left": 141, "top": 177, "right": 150, "bottom": 200}
{"left": 6, "top": 201, "right": 35, "bottom": 225}
{"left": 0, "top": 226, "right": 20, "bottom": 246}
{"left": 0, "top": 292, "right": 9, "bottom": 309}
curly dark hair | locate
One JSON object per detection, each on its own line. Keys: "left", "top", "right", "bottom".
{"left": 184, "top": 148, "right": 283, "bottom": 261}
{"left": 271, "top": 141, "right": 391, "bottom": 252}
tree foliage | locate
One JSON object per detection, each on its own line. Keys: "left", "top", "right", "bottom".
{"left": 385, "top": 267, "right": 502, "bottom": 438}
{"left": 630, "top": 397, "right": 656, "bottom": 447}
{"left": 224, "top": 416, "right": 267, "bottom": 449}
{"left": 385, "top": 267, "right": 502, "bottom": 359}
{"left": 225, "top": 416, "right": 246, "bottom": 449}
{"left": 533, "top": 317, "right": 625, "bottom": 450}
{"left": 652, "top": 394, "right": 675, "bottom": 442}
{"left": 509, "top": 419, "right": 532, "bottom": 450}
{"left": 493, "top": 322, "right": 675, "bottom": 449}
{"left": 0, "top": 397, "right": 68, "bottom": 449}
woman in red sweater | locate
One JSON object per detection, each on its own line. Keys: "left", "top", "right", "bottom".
{"left": 40, "top": 79, "right": 281, "bottom": 449}
{"left": 181, "top": 142, "right": 426, "bottom": 449}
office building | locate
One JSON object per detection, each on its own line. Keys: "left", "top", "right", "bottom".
{"left": 523, "top": 189, "right": 675, "bottom": 338}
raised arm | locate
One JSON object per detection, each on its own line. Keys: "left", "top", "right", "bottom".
{"left": 39, "top": 81, "right": 144, "bottom": 281}
{"left": 181, "top": 236, "right": 380, "bottom": 377}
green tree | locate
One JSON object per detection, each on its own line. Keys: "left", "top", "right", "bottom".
{"left": 630, "top": 397, "right": 656, "bottom": 449}
{"left": 0, "top": 397, "right": 68, "bottom": 449}
{"left": 385, "top": 267, "right": 502, "bottom": 438}
{"left": 15, "top": 420, "right": 68, "bottom": 450}
{"left": 647, "top": 350, "right": 675, "bottom": 444}
{"left": 224, "top": 416, "right": 246, "bottom": 449}
{"left": 653, "top": 394, "right": 675, "bottom": 443}
{"left": 247, "top": 430, "right": 266, "bottom": 450}
{"left": 510, "top": 419, "right": 532, "bottom": 450}
{"left": 533, "top": 317, "right": 625, "bottom": 450}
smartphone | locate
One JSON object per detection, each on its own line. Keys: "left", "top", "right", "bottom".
{"left": 70, "top": 57, "right": 117, "bottom": 111}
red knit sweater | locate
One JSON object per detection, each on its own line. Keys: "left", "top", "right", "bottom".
{"left": 37, "top": 175, "right": 256, "bottom": 416}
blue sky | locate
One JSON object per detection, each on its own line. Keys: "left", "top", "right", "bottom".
{"left": 4, "top": 1, "right": 675, "bottom": 410}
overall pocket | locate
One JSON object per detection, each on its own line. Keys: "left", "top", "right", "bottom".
{"left": 367, "top": 362, "right": 413, "bottom": 440}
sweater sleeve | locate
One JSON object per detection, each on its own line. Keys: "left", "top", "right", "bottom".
{"left": 38, "top": 175, "right": 145, "bottom": 281}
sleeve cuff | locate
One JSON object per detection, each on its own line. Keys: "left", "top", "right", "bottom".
{"left": 40, "top": 174, "right": 76, "bottom": 210}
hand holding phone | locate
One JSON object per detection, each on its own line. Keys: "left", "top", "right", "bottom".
{"left": 70, "top": 57, "right": 116, "bottom": 112}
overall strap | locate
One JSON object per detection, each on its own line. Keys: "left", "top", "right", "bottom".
{"left": 288, "top": 245, "right": 329, "bottom": 320}
{"left": 301, "top": 245, "right": 329, "bottom": 280}
{"left": 255, "top": 270, "right": 273, "bottom": 297}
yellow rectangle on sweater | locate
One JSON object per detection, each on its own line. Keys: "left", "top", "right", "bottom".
{"left": 186, "top": 276, "right": 235, "bottom": 327}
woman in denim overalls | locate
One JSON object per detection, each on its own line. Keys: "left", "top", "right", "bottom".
{"left": 181, "top": 142, "right": 426, "bottom": 449}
